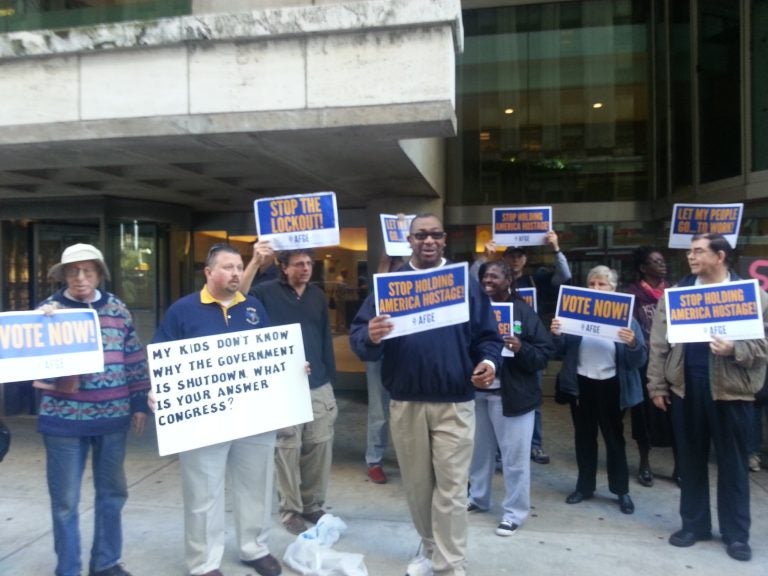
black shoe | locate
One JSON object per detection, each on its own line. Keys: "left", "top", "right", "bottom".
{"left": 89, "top": 565, "right": 132, "bottom": 576}
{"left": 618, "top": 493, "right": 634, "bottom": 514}
{"left": 242, "top": 554, "right": 282, "bottom": 576}
{"left": 467, "top": 503, "right": 483, "bottom": 513}
{"left": 565, "top": 490, "right": 593, "bottom": 504}
{"left": 668, "top": 529, "right": 712, "bottom": 547}
{"left": 531, "top": 447, "right": 551, "bottom": 464}
{"left": 726, "top": 541, "right": 752, "bottom": 562}
{"left": 637, "top": 465, "right": 654, "bottom": 487}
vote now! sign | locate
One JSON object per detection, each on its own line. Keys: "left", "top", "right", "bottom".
{"left": 555, "top": 285, "right": 635, "bottom": 342}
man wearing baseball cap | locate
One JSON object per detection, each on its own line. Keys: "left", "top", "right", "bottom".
{"left": 35, "top": 243, "right": 150, "bottom": 576}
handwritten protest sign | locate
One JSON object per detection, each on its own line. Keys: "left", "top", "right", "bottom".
{"left": 555, "top": 286, "right": 635, "bottom": 342}
{"left": 374, "top": 263, "right": 469, "bottom": 339}
{"left": 148, "top": 324, "right": 311, "bottom": 456}
{"left": 492, "top": 206, "right": 552, "bottom": 247}
{"left": 0, "top": 309, "right": 103, "bottom": 383}
{"left": 380, "top": 213, "right": 414, "bottom": 257}
{"left": 517, "top": 287, "right": 537, "bottom": 313}
{"left": 491, "top": 302, "right": 515, "bottom": 357}
{"left": 668, "top": 203, "right": 743, "bottom": 249}
{"left": 664, "top": 280, "right": 765, "bottom": 343}
{"left": 254, "top": 192, "right": 339, "bottom": 250}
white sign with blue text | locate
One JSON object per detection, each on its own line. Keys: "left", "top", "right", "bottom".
{"left": 374, "top": 263, "right": 469, "bottom": 339}
{"left": 254, "top": 192, "right": 339, "bottom": 250}
{"left": 555, "top": 285, "right": 635, "bottom": 342}
{"left": 0, "top": 309, "right": 103, "bottom": 384}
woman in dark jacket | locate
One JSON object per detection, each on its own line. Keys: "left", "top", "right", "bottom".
{"left": 468, "top": 260, "right": 555, "bottom": 537}
{"left": 552, "top": 265, "right": 646, "bottom": 515}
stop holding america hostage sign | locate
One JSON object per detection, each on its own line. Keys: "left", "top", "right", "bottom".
{"left": 664, "top": 280, "right": 765, "bottom": 344}
{"left": 147, "top": 323, "right": 312, "bottom": 456}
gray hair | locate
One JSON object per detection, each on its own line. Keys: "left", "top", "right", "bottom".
{"left": 587, "top": 265, "right": 618, "bottom": 290}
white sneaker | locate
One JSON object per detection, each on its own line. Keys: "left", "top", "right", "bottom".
{"left": 405, "top": 554, "right": 433, "bottom": 576}
{"left": 495, "top": 520, "right": 519, "bottom": 537}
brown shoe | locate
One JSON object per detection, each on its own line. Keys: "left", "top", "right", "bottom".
{"left": 282, "top": 512, "right": 307, "bottom": 535}
{"left": 242, "top": 554, "right": 281, "bottom": 576}
{"left": 301, "top": 509, "right": 326, "bottom": 524}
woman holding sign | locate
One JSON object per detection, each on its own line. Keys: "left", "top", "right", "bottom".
{"left": 551, "top": 265, "right": 646, "bottom": 515}
{"left": 468, "top": 260, "right": 555, "bottom": 536}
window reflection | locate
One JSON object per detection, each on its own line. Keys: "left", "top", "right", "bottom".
{"left": 455, "top": 0, "right": 650, "bottom": 206}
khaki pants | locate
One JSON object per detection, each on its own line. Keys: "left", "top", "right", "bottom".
{"left": 390, "top": 399, "right": 475, "bottom": 576}
{"left": 276, "top": 382, "right": 337, "bottom": 519}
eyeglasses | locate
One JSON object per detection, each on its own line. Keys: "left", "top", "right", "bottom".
{"left": 65, "top": 266, "right": 98, "bottom": 279}
{"left": 411, "top": 231, "right": 446, "bottom": 241}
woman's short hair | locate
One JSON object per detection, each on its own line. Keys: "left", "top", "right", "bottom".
{"left": 587, "top": 265, "right": 618, "bottom": 290}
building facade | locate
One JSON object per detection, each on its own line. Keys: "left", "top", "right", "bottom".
{"left": 1, "top": 0, "right": 767, "bottom": 412}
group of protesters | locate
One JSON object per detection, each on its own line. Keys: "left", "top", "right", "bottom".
{"left": 21, "top": 213, "right": 768, "bottom": 576}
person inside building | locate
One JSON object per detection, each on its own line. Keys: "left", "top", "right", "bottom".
{"left": 250, "top": 248, "right": 338, "bottom": 536}
{"left": 647, "top": 233, "right": 768, "bottom": 562}
{"left": 34, "top": 243, "right": 150, "bottom": 576}
{"left": 364, "top": 254, "right": 404, "bottom": 485}
{"left": 551, "top": 265, "right": 645, "bottom": 516}
{"left": 350, "top": 213, "right": 501, "bottom": 576}
{"left": 622, "top": 246, "right": 678, "bottom": 487}
{"left": 152, "top": 243, "right": 281, "bottom": 576}
{"left": 467, "top": 259, "right": 555, "bottom": 537}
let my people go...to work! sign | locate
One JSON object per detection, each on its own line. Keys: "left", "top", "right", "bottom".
{"left": 254, "top": 192, "right": 339, "bottom": 250}
{"left": 668, "top": 203, "right": 743, "bottom": 249}
{"left": 147, "top": 324, "right": 312, "bottom": 456}
{"left": 374, "top": 262, "right": 469, "bottom": 339}
{"left": 0, "top": 309, "right": 103, "bottom": 383}
{"left": 492, "top": 206, "right": 552, "bottom": 247}
{"left": 664, "top": 280, "right": 765, "bottom": 344}
{"left": 555, "top": 286, "right": 635, "bottom": 342}
{"left": 380, "top": 213, "right": 415, "bottom": 257}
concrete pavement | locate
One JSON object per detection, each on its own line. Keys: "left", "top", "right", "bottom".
{"left": 1, "top": 388, "right": 767, "bottom": 576}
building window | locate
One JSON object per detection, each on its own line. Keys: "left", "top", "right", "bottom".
{"left": 452, "top": 0, "right": 651, "bottom": 207}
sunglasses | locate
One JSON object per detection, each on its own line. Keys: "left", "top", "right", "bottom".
{"left": 411, "top": 231, "right": 446, "bottom": 241}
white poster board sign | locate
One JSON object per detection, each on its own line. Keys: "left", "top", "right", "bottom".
{"left": 254, "top": 192, "right": 340, "bottom": 250}
{"left": 0, "top": 309, "right": 104, "bottom": 383}
{"left": 664, "top": 280, "right": 765, "bottom": 343}
{"left": 148, "top": 324, "right": 312, "bottom": 456}
{"left": 380, "top": 213, "right": 415, "bottom": 257}
{"left": 373, "top": 263, "right": 469, "bottom": 339}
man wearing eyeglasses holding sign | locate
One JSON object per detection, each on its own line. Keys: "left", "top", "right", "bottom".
{"left": 647, "top": 233, "right": 768, "bottom": 563}
{"left": 350, "top": 214, "right": 501, "bottom": 576}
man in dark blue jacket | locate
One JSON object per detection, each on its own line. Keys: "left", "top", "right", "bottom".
{"left": 350, "top": 214, "right": 501, "bottom": 576}
{"left": 153, "top": 244, "right": 281, "bottom": 576}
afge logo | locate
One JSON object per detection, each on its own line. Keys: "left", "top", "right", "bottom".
{"left": 245, "top": 307, "right": 261, "bottom": 325}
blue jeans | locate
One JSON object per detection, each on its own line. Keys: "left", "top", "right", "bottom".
{"left": 44, "top": 432, "right": 128, "bottom": 576}
{"left": 365, "top": 360, "right": 390, "bottom": 465}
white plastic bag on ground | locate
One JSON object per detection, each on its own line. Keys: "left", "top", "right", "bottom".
{"left": 282, "top": 514, "right": 368, "bottom": 576}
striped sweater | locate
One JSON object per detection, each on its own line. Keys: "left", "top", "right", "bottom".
{"left": 36, "top": 289, "right": 150, "bottom": 437}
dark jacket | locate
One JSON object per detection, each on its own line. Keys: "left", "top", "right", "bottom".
{"left": 250, "top": 279, "right": 336, "bottom": 389}
{"left": 554, "top": 317, "right": 646, "bottom": 410}
{"left": 349, "top": 261, "right": 502, "bottom": 403}
{"left": 498, "top": 298, "right": 555, "bottom": 416}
